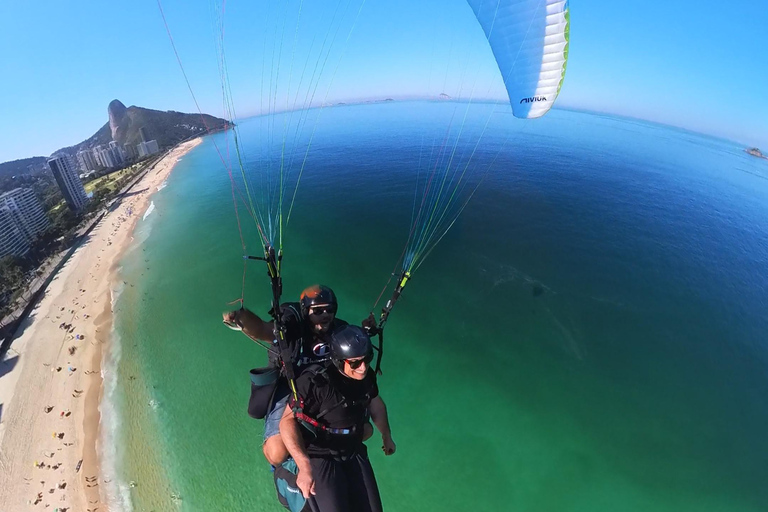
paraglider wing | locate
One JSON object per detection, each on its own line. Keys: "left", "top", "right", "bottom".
{"left": 467, "top": 0, "right": 569, "bottom": 118}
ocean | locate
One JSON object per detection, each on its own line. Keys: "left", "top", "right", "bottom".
{"left": 106, "top": 101, "right": 768, "bottom": 511}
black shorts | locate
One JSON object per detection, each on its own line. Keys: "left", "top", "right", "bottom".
{"left": 307, "top": 451, "right": 383, "bottom": 512}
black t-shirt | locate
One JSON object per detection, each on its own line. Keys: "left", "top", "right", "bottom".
{"left": 295, "top": 364, "right": 378, "bottom": 458}
{"left": 272, "top": 302, "right": 348, "bottom": 369}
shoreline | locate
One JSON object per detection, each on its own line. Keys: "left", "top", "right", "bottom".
{"left": 0, "top": 137, "right": 202, "bottom": 512}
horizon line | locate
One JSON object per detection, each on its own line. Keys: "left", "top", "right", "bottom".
{"left": 2, "top": 97, "right": 757, "bottom": 164}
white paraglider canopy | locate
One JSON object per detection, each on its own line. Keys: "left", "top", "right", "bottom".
{"left": 467, "top": 0, "right": 570, "bottom": 118}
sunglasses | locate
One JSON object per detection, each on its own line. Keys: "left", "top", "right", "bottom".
{"left": 346, "top": 352, "right": 374, "bottom": 369}
{"left": 308, "top": 306, "right": 336, "bottom": 316}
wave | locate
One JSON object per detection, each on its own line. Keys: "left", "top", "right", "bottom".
{"left": 110, "top": 280, "right": 123, "bottom": 311}
{"left": 99, "top": 305, "right": 134, "bottom": 512}
{"left": 142, "top": 202, "right": 156, "bottom": 221}
{"left": 157, "top": 180, "right": 168, "bottom": 192}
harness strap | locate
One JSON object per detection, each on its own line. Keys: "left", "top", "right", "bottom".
{"left": 291, "top": 394, "right": 357, "bottom": 436}
{"left": 294, "top": 411, "right": 356, "bottom": 435}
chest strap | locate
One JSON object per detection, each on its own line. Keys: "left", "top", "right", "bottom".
{"left": 294, "top": 410, "right": 356, "bottom": 435}
{"left": 290, "top": 395, "right": 357, "bottom": 436}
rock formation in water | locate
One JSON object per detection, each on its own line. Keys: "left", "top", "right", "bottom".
{"left": 745, "top": 147, "right": 767, "bottom": 159}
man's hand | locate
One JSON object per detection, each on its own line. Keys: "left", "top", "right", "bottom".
{"left": 222, "top": 310, "right": 241, "bottom": 330}
{"left": 296, "top": 465, "right": 316, "bottom": 499}
{"left": 382, "top": 434, "right": 396, "bottom": 456}
{"left": 362, "top": 313, "right": 379, "bottom": 335}
{"left": 222, "top": 309, "right": 274, "bottom": 341}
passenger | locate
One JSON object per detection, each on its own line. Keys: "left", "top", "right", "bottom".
{"left": 279, "top": 325, "right": 395, "bottom": 512}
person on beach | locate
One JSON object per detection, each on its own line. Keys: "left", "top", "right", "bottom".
{"left": 278, "top": 325, "right": 394, "bottom": 512}
{"left": 224, "top": 285, "right": 375, "bottom": 466}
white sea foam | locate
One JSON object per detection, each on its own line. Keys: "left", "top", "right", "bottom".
{"left": 123, "top": 214, "right": 155, "bottom": 261}
{"left": 157, "top": 180, "right": 168, "bottom": 192}
{"left": 110, "top": 281, "right": 123, "bottom": 311}
{"left": 142, "top": 201, "right": 156, "bottom": 221}
{"left": 99, "top": 310, "right": 133, "bottom": 512}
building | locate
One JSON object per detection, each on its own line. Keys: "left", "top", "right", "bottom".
{"left": 91, "top": 144, "right": 123, "bottom": 169}
{"left": 92, "top": 146, "right": 107, "bottom": 168}
{"left": 0, "top": 188, "right": 49, "bottom": 241}
{"left": 100, "top": 148, "right": 115, "bottom": 167}
{"left": 108, "top": 141, "right": 125, "bottom": 166}
{"left": 96, "top": 147, "right": 115, "bottom": 168}
{"left": 76, "top": 149, "right": 100, "bottom": 172}
{"left": 48, "top": 155, "right": 89, "bottom": 211}
{"left": 123, "top": 143, "right": 138, "bottom": 160}
{"left": 0, "top": 207, "right": 30, "bottom": 258}
{"left": 138, "top": 140, "right": 160, "bottom": 158}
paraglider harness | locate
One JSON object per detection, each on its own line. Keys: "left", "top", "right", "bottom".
{"left": 246, "top": 247, "right": 398, "bottom": 512}
{"left": 272, "top": 269, "right": 410, "bottom": 433}
{"left": 246, "top": 245, "right": 357, "bottom": 433}
{"left": 274, "top": 365, "right": 375, "bottom": 512}
{"left": 287, "top": 365, "right": 376, "bottom": 438}
{"left": 246, "top": 246, "right": 407, "bottom": 430}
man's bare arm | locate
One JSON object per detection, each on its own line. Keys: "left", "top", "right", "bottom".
{"left": 222, "top": 308, "right": 275, "bottom": 342}
{"left": 279, "top": 403, "right": 315, "bottom": 497}
{"left": 279, "top": 404, "right": 310, "bottom": 468}
{"left": 370, "top": 396, "right": 396, "bottom": 455}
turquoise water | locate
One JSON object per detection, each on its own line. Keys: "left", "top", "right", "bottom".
{"left": 111, "top": 102, "right": 768, "bottom": 511}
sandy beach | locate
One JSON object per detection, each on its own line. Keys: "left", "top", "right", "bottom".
{"left": 0, "top": 137, "right": 201, "bottom": 512}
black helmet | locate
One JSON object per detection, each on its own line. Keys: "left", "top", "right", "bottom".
{"left": 300, "top": 285, "right": 337, "bottom": 317}
{"left": 330, "top": 325, "right": 372, "bottom": 370}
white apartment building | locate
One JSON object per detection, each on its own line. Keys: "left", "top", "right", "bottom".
{"left": 92, "top": 146, "right": 106, "bottom": 168}
{"left": 0, "top": 207, "right": 30, "bottom": 258}
{"left": 77, "top": 149, "right": 100, "bottom": 172}
{"left": 48, "top": 155, "right": 89, "bottom": 211}
{"left": 123, "top": 143, "right": 138, "bottom": 160}
{"left": 138, "top": 139, "right": 160, "bottom": 158}
{"left": 108, "top": 141, "right": 125, "bottom": 166}
{"left": 0, "top": 188, "right": 49, "bottom": 241}
{"left": 98, "top": 148, "right": 116, "bottom": 168}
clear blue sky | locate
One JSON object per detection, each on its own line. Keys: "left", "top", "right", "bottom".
{"left": 0, "top": 0, "right": 765, "bottom": 162}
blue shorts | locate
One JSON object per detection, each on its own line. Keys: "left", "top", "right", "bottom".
{"left": 263, "top": 391, "right": 290, "bottom": 442}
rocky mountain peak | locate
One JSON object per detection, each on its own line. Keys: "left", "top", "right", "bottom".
{"left": 108, "top": 99, "right": 129, "bottom": 142}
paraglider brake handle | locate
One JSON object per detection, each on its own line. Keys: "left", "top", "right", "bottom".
{"left": 245, "top": 244, "right": 282, "bottom": 264}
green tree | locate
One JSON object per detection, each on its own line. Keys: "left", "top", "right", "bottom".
{"left": 0, "top": 255, "right": 25, "bottom": 292}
